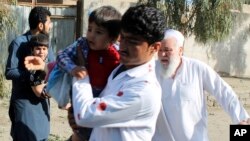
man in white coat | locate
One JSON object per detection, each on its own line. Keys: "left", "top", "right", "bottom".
{"left": 153, "top": 29, "right": 250, "bottom": 141}
{"left": 24, "top": 5, "right": 166, "bottom": 141}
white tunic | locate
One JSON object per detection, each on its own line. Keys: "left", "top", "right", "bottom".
{"left": 72, "top": 59, "right": 161, "bottom": 141}
{"left": 153, "top": 56, "right": 249, "bottom": 141}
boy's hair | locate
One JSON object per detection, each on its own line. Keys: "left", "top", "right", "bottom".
{"left": 89, "top": 6, "right": 121, "bottom": 42}
{"left": 121, "top": 5, "right": 166, "bottom": 45}
{"left": 30, "top": 33, "right": 49, "bottom": 50}
{"left": 29, "top": 7, "right": 51, "bottom": 30}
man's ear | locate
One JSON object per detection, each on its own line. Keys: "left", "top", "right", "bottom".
{"left": 38, "top": 22, "right": 44, "bottom": 31}
{"left": 179, "top": 47, "right": 184, "bottom": 56}
{"left": 150, "top": 42, "right": 161, "bottom": 53}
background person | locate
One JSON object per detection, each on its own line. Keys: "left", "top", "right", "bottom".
{"left": 153, "top": 29, "right": 250, "bottom": 141}
{"left": 29, "top": 33, "right": 52, "bottom": 99}
{"left": 5, "top": 7, "right": 54, "bottom": 141}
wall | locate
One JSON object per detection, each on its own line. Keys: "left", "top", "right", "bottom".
{"left": 184, "top": 5, "right": 250, "bottom": 107}
{"left": 184, "top": 5, "right": 250, "bottom": 78}
{"left": 82, "top": 0, "right": 138, "bottom": 35}
{"left": 47, "top": 5, "right": 76, "bottom": 53}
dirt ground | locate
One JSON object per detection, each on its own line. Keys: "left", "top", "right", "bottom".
{"left": 0, "top": 98, "right": 72, "bottom": 141}
{"left": 0, "top": 77, "right": 250, "bottom": 141}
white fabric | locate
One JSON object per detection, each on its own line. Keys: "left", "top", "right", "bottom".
{"left": 153, "top": 56, "right": 249, "bottom": 141}
{"left": 47, "top": 65, "right": 71, "bottom": 108}
{"left": 72, "top": 59, "right": 161, "bottom": 141}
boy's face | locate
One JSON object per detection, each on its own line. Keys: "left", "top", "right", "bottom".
{"left": 32, "top": 46, "right": 48, "bottom": 61}
{"left": 86, "top": 22, "right": 112, "bottom": 50}
{"left": 119, "top": 30, "right": 160, "bottom": 69}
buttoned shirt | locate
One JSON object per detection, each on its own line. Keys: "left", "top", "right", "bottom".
{"left": 72, "top": 59, "right": 162, "bottom": 141}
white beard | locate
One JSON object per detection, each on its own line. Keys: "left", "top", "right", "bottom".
{"left": 160, "top": 55, "right": 180, "bottom": 78}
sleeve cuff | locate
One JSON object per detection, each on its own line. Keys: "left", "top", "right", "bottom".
{"left": 66, "top": 63, "right": 77, "bottom": 73}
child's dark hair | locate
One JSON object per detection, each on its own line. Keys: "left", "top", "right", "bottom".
{"left": 30, "top": 33, "right": 49, "bottom": 50}
{"left": 89, "top": 6, "right": 121, "bottom": 42}
{"left": 121, "top": 5, "right": 166, "bottom": 45}
{"left": 29, "top": 7, "right": 51, "bottom": 30}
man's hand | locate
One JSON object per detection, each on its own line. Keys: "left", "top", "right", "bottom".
{"left": 68, "top": 106, "right": 79, "bottom": 132}
{"left": 71, "top": 66, "right": 88, "bottom": 79}
{"left": 24, "top": 56, "right": 45, "bottom": 71}
{"left": 239, "top": 118, "right": 250, "bottom": 125}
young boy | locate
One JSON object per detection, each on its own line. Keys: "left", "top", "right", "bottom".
{"left": 29, "top": 33, "right": 53, "bottom": 99}
{"left": 57, "top": 5, "right": 121, "bottom": 97}
{"left": 56, "top": 5, "right": 121, "bottom": 140}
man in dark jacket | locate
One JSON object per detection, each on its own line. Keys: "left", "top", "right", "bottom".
{"left": 5, "top": 6, "right": 54, "bottom": 141}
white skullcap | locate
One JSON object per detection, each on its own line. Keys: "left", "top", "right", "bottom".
{"left": 164, "top": 29, "right": 185, "bottom": 48}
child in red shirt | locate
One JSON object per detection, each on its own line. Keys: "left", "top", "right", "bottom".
{"left": 56, "top": 6, "right": 121, "bottom": 141}
{"left": 57, "top": 6, "right": 121, "bottom": 97}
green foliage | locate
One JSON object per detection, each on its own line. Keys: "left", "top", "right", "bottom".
{"left": 0, "top": 4, "right": 15, "bottom": 99}
{"left": 0, "top": 0, "right": 17, "bottom": 5}
{"left": 10, "top": 0, "right": 17, "bottom": 5}
{"left": 138, "top": 0, "right": 243, "bottom": 44}
{"left": 0, "top": 71, "right": 10, "bottom": 98}
{"left": 0, "top": 4, "right": 16, "bottom": 40}
{"left": 0, "top": 73, "right": 4, "bottom": 98}
{"left": 245, "top": 0, "right": 250, "bottom": 4}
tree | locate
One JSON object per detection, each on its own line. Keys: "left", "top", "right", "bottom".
{"left": 0, "top": 0, "right": 16, "bottom": 40}
{"left": 245, "top": 0, "right": 250, "bottom": 4}
{"left": 0, "top": 0, "right": 16, "bottom": 98}
{"left": 138, "top": 0, "right": 243, "bottom": 44}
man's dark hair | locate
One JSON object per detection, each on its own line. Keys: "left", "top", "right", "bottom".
{"left": 89, "top": 6, "right": 121, "bottom": 42}
{"left": 30, "top": 33, "right": 49, "bottom": 49}
{"left": 121, "top": 5, "right": 166, "bottom": 45}
{"left": 29, "top": 7, "right": 51, "bottom": 30}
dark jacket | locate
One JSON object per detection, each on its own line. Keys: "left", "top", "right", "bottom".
{"left": 5, "top": 31, "right": 54, "bottom": 141}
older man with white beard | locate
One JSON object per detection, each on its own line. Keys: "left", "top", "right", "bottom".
{"left": 153, "top": 29, "right": 250, "bottom": 141}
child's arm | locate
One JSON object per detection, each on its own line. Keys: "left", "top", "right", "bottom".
{"left": 56, "top": 40, "right": 78, "bottom": 73}
{"left": 31, "top": 83, "right": 47, "bottom": 98}
{"left": 29, "top": 70, "right": 50, "bottom": 99}
{"left": 57, "top": 37, "right": 88, "bottom": 79}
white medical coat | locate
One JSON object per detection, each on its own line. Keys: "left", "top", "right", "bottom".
{"left": 153, "top": 56, "right": 249, "bottom": 141}
{"left": 72, "top": 59, "right": 161, "bottom": 141}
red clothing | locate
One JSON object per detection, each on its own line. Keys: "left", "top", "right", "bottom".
{"left": 87, "top": 45, "right": 120, "bottom": 89}
{"left": 45, "top": 61, "right": 56, "bottom": 81}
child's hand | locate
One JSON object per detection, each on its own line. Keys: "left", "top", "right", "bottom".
{"left": 24, "top": 56, "right": 45, "bottom": 71}
{"left": 71, "top": 66, "right": 87, "bottom": 79}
